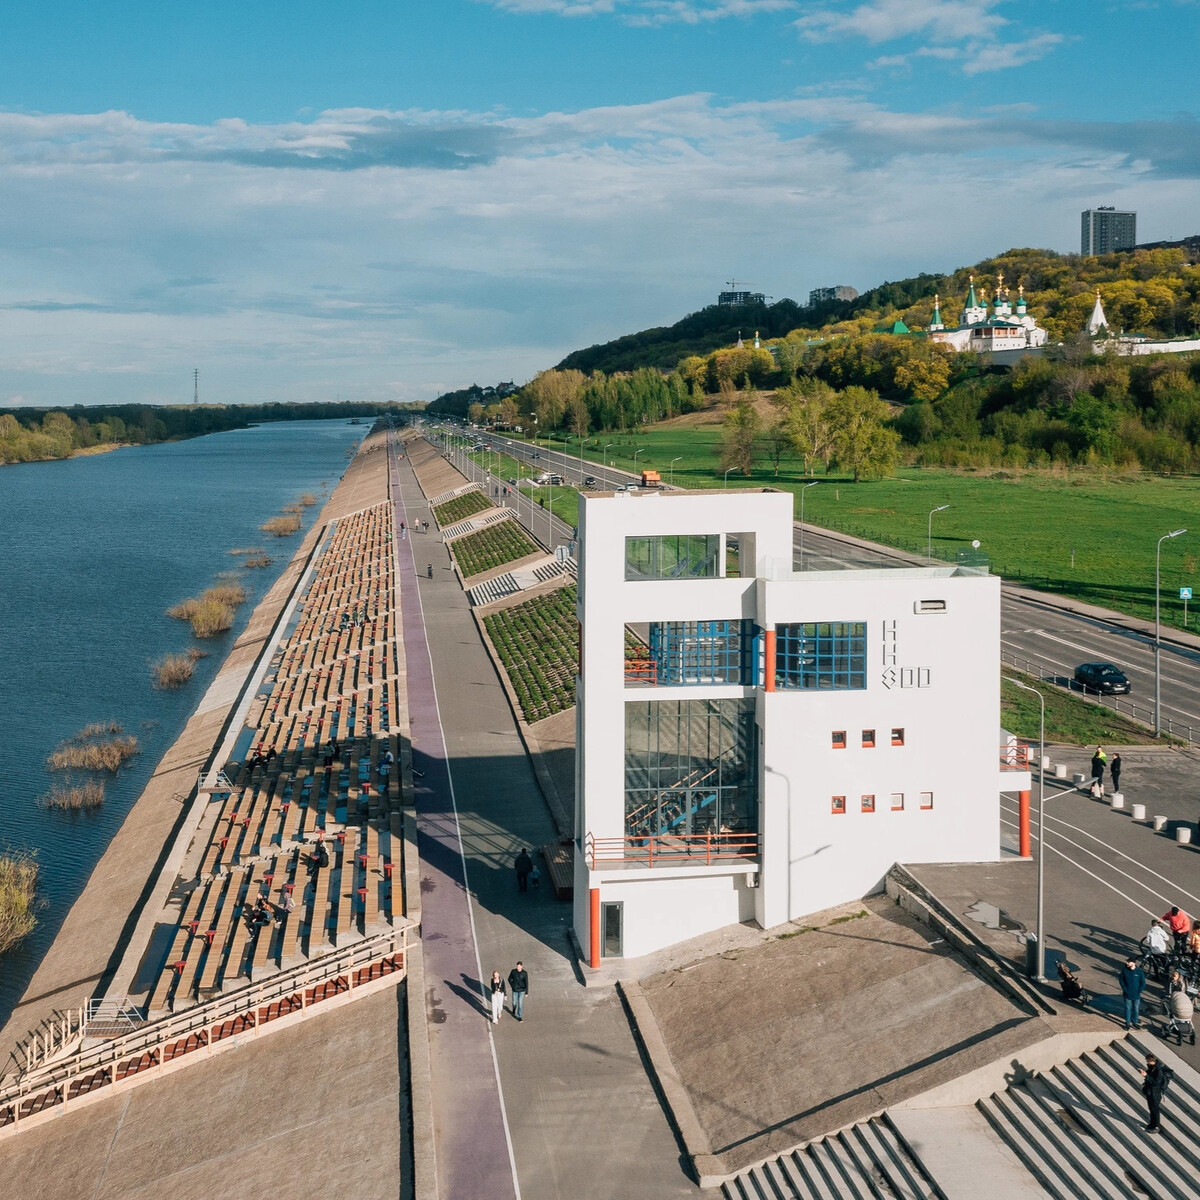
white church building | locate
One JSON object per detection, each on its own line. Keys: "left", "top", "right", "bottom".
{"left": 572, "top": 488, "right": 1028, "bottom": 963}
{"left": 928, "top": 275, "right": 1049, "bottom": 353}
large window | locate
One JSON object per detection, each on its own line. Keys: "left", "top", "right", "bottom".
{"left": 646, "top": 620, "right": 755, "bottom": 685}
{"left": 624, "top": 698, "right": 757, "bottom": 838}
{"left": 775, "top": 621, "right": 866, "bottom": 690}
{"left": 625, "top": 534, "right": 720, "bottom": 581}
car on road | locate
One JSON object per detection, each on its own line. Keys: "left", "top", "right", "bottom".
{"left": 1073, "top": 662, "right": 1131, "bottom": 695}
{"left": 583, "top": 475, "right": 597, "bottom": 488}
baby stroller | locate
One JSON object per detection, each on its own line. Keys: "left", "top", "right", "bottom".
{"left": 1164, "top": 986, "right": 1196, "bottom": 1046}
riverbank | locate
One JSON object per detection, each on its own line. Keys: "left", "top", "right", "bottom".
{"left": 0, "top": 428, "right": 389, "bottom": 1071}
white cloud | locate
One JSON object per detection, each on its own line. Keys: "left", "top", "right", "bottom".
{"left": 0, "top": 98, "right": 1193, "bottom": 406}
{"left": 962, "top": 32, "right": 1065, "bottom": 73}
{"left": 482, "top": 0, "right": 796, "bottom": 22}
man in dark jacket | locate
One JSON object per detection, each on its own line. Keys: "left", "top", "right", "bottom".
{"left": 514, "top": 848, "right": 533, "bottom": 893}
{"left": 1139, "top": 1053, "right": 1171, "bottom": 1132}
{"left": 508, "top": 961, "right": 530, "bottom": 1021}
{"left": 1119, "top": 957, "right": 1147, "bottom": 1030}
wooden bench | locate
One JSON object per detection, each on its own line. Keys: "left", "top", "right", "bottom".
{"left": 541, "top": 842, "right": 574, "bottom": 900}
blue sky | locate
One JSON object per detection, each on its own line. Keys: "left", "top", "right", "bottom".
{"left": 1, "top": 1, "right": 1197, "bottom": 406}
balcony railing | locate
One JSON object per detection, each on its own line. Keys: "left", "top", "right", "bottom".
{"left": 585, "top": 831, "right": 759, "bottom": 868}
{"left": 999, "top": 743, "right": 1030, "bottom": 770}
{"left": 624, "top": 655, "right": 658, "bottom": 684}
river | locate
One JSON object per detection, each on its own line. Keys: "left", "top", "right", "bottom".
{"left": 0, "top": 418, "right": 365, "bottom": 1018}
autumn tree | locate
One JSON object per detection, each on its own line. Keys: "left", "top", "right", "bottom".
{"left": 718, "top": 387, "right": 761, "bottom": 476}
{"left": 825, "top": 386, "right": 900, "bottom": 481}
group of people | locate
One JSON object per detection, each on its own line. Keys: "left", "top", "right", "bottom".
{"left": 1088, "top": 746, "right": 1121, "bottom": 794}
{"left": 514, "top": 848, "right": 540, "bottom": 893}
{"left": 488, "top": 962, "right": 530, "bottom": 1023}
{"left": 246, "top": 746, "right": 278, "bottom": 773}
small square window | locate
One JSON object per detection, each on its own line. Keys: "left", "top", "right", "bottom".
{"left": 891, "top": 792, "right": 905, "bottom": 811}
{"left": 831, "top": 795, "right": 846, "bottom": 815}
{"left": 920, "top": 791, "right": 934, "bottom": 810}
{"left": 862, "top": 729, "right": 876, "bottom": 748}
{"left": 832, "top": 730, "right": 846, "bottom": 749}
{"left": 861, "top": 794, "right": 875, "bottom": 813}
{"left": 891, "top": 728, "right": 905, "bottom": 746}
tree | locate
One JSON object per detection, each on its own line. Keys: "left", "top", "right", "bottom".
{"left": 718, "top": 389, "right": 761, "bottom": 476}
{"left": 778, "top": 379, "right": 834, "bottom": 475}
{"left": 468, "top": 402, "right": 485, "bottom": 424}
{"left": 825, "top": 386, "right": 900, "bottom": 481}
{"left": 763, "top": 417, "right": 791, "bottom": 477}
{"left": 522, "top": 368, "right": 586, "bottom": 432}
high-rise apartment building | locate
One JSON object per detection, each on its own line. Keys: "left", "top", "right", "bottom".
{"left": 1081, "top": 207, "right": 1137, "bottom": 255}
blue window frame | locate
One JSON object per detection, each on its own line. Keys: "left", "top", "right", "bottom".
{"left": 775, "top": 621, "right": 866, "bottom": 690}
{"left": 646, "top": 620, "right": 755, "bottom": 685}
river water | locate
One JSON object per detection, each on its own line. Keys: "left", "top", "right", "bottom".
{"left": 0, "top": 419, "right": 365, "bottom": 1018}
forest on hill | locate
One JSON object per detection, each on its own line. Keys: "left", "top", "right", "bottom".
{"left": 458, "top": 244, "right": 1200, "bottom": 477}
{"left": 0, "top": 400, "right": 405, "bottom": 465}
{"left": 556, "top": 245, "right": 1200, "bottom": 378}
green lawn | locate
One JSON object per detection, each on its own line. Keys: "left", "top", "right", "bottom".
{"left": 544, "top": 428, "right": 1200, "bottom": 633}
{"left": 1001, "top": 671, "right": 1167, "bottom": 746}
{"left": 448, "top": 520, "right": 541, "bottom": 579}
{"left": 433, "top": 489, "right": 492, "bottom": 525}
{"left": 484, "top": 585, "right": 578, "bottom": 723}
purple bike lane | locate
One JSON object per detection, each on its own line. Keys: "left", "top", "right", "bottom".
{"left": 387, "top": 434, "right": 520, "bottom": 1199}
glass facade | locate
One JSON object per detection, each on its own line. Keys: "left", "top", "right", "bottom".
{"left": 624, "top": 698, "right": 757, "bottom": 838}
{"left": 646, "top": 619, "right": 755, "bottom": 685}
{"left": 625, "top": 534, "right": 721, "bottom": 581}
{"left": 775, "top": 621, "right": 866, "bottom": 690}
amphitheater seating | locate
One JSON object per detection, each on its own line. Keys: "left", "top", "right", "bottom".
{"left": 144, "top": 501, "right": 404, "bottom": 1015}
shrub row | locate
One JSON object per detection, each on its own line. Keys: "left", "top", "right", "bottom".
{"left": 433, "top": 490, "right": 492, "bottom": 525}
{"left": 485, "top": 585, "right": 578, "bottom": 724}
{"left": 451, "top": 520, "right": 540, "bottom": 579}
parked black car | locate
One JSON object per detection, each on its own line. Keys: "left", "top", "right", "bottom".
{"left": 1073, "top": 662, "right": 1131, "bottom": 695}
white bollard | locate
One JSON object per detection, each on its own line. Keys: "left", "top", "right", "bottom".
{"left": 1177, "top": 826, "right": 1193, "bottom": 845}
{"left": 1040, "top": 755, "right": 1051, "bottom": 772}
{"left": 1130, "top": 803, "right": 1146, "bottom": 821}
{"left": 1110, "top": 792, "right": 1125, "bottom": 809}
{"left": 1152, "top": 815, "right": 1168, "bottom": 832}
{"left": 1054, "top": 763, "right": 1068, "bottom": 779}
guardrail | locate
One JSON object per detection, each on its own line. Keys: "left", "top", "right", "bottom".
{"left": 999, "top": 744, "right": 1029, "bottom": 770}
{"left": 0, "top": 924, "right": 411, "bottom": 1140}
{"left": 585, "top": 831, "right": 759, "bottom": 868}
{"left": 1000, "top": 650, "right": 1192, "bottom": 743}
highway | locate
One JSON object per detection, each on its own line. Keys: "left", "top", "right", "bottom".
{"left": 428, "top": 426, "right": 1200, "bottom": 742}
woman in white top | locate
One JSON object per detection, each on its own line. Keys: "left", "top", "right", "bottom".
{"left": 489, "top": 971, "right": 506, "bottom": 1024}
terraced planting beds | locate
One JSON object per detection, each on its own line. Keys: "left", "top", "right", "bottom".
{"left": 433, "top": 489, "right": 492, "bottom": 525}
{"left": 451, "top": 519, "right": 541, "bottom": 579}
{"left": 484, "top": 585, "right": 578, "bottom": 723}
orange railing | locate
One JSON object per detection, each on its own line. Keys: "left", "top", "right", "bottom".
{"left": 585, "top": 831, "right": 759, "bottom": 868}
{"left": 624, "top": 656, "right": 658, "bottom": 684}
{"left": 999, "top": 743, "right": 1030, "bottom": 770}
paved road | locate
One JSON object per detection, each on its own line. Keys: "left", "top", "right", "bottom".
{"left": 429, "top": 428, "right": 1200, "bottom": 741}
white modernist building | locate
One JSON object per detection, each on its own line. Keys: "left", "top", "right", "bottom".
{"left": 573, "top": 488, "right": 1028, "bottom": 962}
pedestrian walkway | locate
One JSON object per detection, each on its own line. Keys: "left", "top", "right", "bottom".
{"left": 390, "top": 432, "right": 698, "bottom": 1199}
{"left": 387, "top": 435, "right": 519, "bottom": 1200}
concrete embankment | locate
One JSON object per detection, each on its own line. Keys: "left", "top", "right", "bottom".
{"left": 0, "top": 430, "right": 389, "bottom": 1072}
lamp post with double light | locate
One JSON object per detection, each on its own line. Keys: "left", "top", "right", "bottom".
{"left": 1155, "top": 528, "right": 1187, "bottom": 736}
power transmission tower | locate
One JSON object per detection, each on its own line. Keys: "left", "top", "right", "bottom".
{"left": 193, "top": 369, "right": 199, "bottom": 405}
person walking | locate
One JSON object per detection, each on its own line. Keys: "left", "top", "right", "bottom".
{"left": 1110, "top": 753, "right": 1122, "bottom": 793}
{"left": 488, "top": 970, "right": 506, "bottom": 1024}
{"left": 514, "top": 848, "right": 533, "bottom": 893}
{"left": 508, "top": 961, "right": 529, "bottom": 1021}
{"left": 1139, "top": 1053, "right": 1172, "bottom": 1133}
{"left": 1090, "top": 747, "right": 1107, "bottom": 789}
{"left": 1119, "top": 957, "right": 1147, "bottom": 1030}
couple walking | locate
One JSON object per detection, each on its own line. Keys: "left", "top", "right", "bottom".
{"left": 488, "top": 962, "right": 530, "bottom": 1024}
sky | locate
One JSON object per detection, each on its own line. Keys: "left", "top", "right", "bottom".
{"left": 1, "top": 1, "right": 1198, "bottom": 408}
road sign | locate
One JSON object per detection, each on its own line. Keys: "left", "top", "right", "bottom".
{"left": 1181, "top": 587, "right": 1193, "bottom": 600}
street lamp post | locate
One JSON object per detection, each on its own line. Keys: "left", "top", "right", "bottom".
{"left": 578, "top": 435, "right": 587, "bottom": 483}
{"left": 670, "top": 456, "right": 682, "bottom": 487}
{"left": 633, "top": 448, "right": 644, "bottom": 481}
{"left": 928, "top": 504, "right": 950, "bottom": 564}
{"left": 1004, "top": 676, "right": 1045, "bottom": 981}
{"left": 723, "top": 468, "right": 732, "bottom": 489}
{"left": 1155, "top": 527, "right": 1187, "bottom": 736}
{"left": 603, "top": 443, "right": 613, "bottom": 486}
{"left": 799, "top": 481, "right": 818, "bottom": 571}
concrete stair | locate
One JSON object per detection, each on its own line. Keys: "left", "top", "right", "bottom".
{"left": 428, "top": 481, "right": 483, "bottom": 507}
{"left": 441, "top": 507, "right": 512, "bottom": 541}
{"left": 975, "top": 1035, "right": 1200, "bottom": 1200}
{"left": 722, "top": 1114, "right": 939, "bottom": 1200}
{"left": 467, "top": 573, "right": 521, "bottom": 607}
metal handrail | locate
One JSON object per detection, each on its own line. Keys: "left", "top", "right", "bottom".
{"left": 0, "top": 924, "right": 410, "bottom": 1128}
{"left": 999, "top": 744, "right": 1030, "bottom": 769}
{"left": 585, "top": 831, "right": 759, "bottom": 868}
